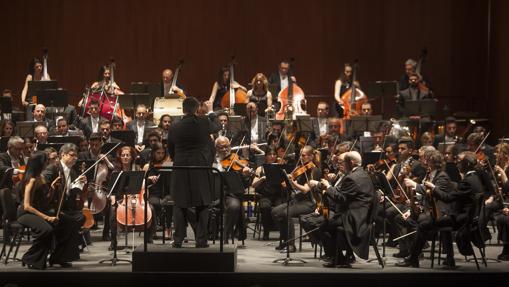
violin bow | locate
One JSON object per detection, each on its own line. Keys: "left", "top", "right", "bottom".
{"left": 474, "top": 131, "right": 491, "bottom": 154}
{"left": 383, "top": 160, "right": 411, "bottom": 202}
{"left": 72, "top": 142, "right": 122, "bottom": 185}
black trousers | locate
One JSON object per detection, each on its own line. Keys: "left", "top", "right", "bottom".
{"left": 271, "top": 198, "right": 315, "bottom": 245}
{"left": 300, "top": 210, "right": 335, "bottom": 245}
{"left": 409, "top": 213, "right": 454, "bottom": 262}
{"left": 173, "top": 205, "right": 208, "bottom": 246}
{"left": 258, "top": 195, "right": 283, "bottom": 236}
{"left": 320, "top": 215, "right": 353, "bottom": 261}
{"left": 17, "top": 212, "right": 81, "bottom": 269}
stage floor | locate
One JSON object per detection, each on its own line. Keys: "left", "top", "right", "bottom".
{"left": 1, "top": 222, "right": 508, "bottom": 274}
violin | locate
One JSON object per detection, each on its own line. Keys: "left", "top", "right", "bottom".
{"left": 220, "top": 153, "right": 253, "bottom": 175}
{"left": 12, "top": 165, "right": 26, "bottom": 184}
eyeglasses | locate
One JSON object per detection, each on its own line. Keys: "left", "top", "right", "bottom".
{"left": 120, "top": 154, "right": 132, "bottom": 158}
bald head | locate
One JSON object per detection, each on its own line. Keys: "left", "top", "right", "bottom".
{"left": 162, "top": 69, "right": 173, "bottom": 84}
{"left": 345, "top": 151, "right": 362, "bottom": 170}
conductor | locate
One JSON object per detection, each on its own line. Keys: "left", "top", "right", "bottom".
{"left": 168, "top": 97, "right": 220, "bottom": 248}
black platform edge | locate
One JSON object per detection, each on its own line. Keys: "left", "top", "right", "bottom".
{"left": 132, "top": 244, "right": 237, "bottom": 272}
{"left": 1, "top": 272, "right": 506, "bottom": 287}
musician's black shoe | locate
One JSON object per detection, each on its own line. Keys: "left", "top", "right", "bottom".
{"left": 442, "top": 258, "right": 458, "bottom": 270}
{"left": 498, "top": 253, "right": 509, "bottom": 261}
{"left": 393, "top": 251, "right": 410, "bottom": 258}
{"left": 108, "top": 244, "right": 114, "bottom": 251}
{"left": 395, "top": 258, "right": 419, "bottom": 268}
{"left": 275, "top": 244, "right": 285, "bottom": 251}
{"left": 49, "top": 261, "right": 72, "bottom": 268}
{"left": 172, "top": 242, "right": 182, "bottom": 248}
{"left": 262, "top": 232, "right": 270, "bottom": 241}
{"left": 196, "top": 243, "right": 209, "bottom": 248}
{"left": 102, "top": 235, "right": 111, "bottom": 241}
{"left": 322, "top": 261, "right": 336, "bottom": 268}
{"left": 385, "top": 241, "right": 398, "bottom": 247}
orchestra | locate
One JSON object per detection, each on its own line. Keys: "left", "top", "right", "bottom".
{"left": 2, "top": 53, "right": 509, "bottom": 273}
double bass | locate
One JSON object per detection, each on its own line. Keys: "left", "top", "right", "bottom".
{"left": 276, "top": 59, "right": 306, "bottom": 121}
{"left": 221, "top": 57, "right": 248, "bottom": 109}
{"left": 341, "top": 60, "right": 366, "bottom": 119}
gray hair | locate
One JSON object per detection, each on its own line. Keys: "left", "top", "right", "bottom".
{"left": 59, "top": 143, "right": 78, "bottom": 156}
{"left": 405, "top": 59, "right": 417, "bottom": 67}
{"left": 215, "top": 136, "right": 230, "bottom": 146}
{"left": 345, "top": 151, "right": 362, "bottom": 167}
{"left": 7, "top": 136, "right": 24, "bottom": 148}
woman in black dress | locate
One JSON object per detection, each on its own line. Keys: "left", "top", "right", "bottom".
{"left": 18, "top": 151, "right": 81, "bottom": 269}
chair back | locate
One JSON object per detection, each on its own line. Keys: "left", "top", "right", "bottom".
{"left": 0, "top": 188, "right": 17, "bottom": 222}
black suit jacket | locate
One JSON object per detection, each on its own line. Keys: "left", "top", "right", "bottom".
{"left": 415, "top": 171, "right": 454, "bottom": 217}
{"left": 325, "top": 167, "right": 375, "bottom": 259}
{"left": 127, "top": 119, "right": 156, "bottom": 144}
{"left": 80, "top": 116, "right": 108, "bottom": 139}
{"left": 168, "top": 113, "right": 220, "bottom": 208}
{"left": 43, "top": 162, "right": 80, "bottom": 211}
{"left": 268, "top": 72, "right": 282, "bottom": 95}
{"left": 0, "top": 152, "right": 25, "bottom": 188}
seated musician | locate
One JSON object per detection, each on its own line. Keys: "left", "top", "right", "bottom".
{"left": 18, "top": 151, "right": 81, "bottom": 270}
{"left": 247, "top": 73, "right": 273, "bottom": 117}
{"left": 110, "top": 116, "right": 124, "bottom": 131}
{"left": 143, "top": 142, "right": 173, "bottom": 242}
{"left": 433, "top": 117, "right": 459, "bottom": 147}
{"left": 127, "top": 104, "right": 155, "bottom": 152}
{"left": 80, "top": 100, "right": 107, "bottom": 138}
{"left": 397, "top": 151, "right": 482, "bottom": 269}
{"left": 251, "top": 148, "right": 283, "bottom": 240}
{"left": 162, "top": 68, "right": 185, "bottom": 98}
{"left": 0, "top": 136, "right": 26, "bottom": 191}
{"left": 271, "top": 145, "right": 320, "bottom": 253}
{"left": 157, "top": 114, "right": 172, "bottom": 141}
{"left": 208, "top": 66, "right": 247, "bottom": 111}
{"left": 234, "top": 102, "right": 267, "bottom": 160}
{"left": 42, "top": 144, "right": 87, "bottom": 261}
{"left": 32, "top": 104, "right": 54, "bottom": 128}
{"left": 213, "top": 136, "right": 252, "bottom": 242}
{"left": 399, "top": 58, "right": 432, "bottom": 92}
{"left": 107, "top": 146, "right": 140, "bottom": 250}
{"left": 314, "top": 151, "right": 375, "bottom": 268}
{"left": 137, "top": 130, "right": 163, "bottom": 168}
{"left": 311, "top": 101, "right": 330, "bottom": 142}
{"left": 319, "top": 118, "right": 342, "bottom": 149}
{"left": 215, "top": 111, "right": 236, "bottom": 142}
{"left": 383, "top": 137, "right": 426, "bottom": 250}
{"left": 1, "top": 119, "right": 15, "bottom": 137}
{"left": 53, "top": 117, "right": 83, "bottom": 137}
{"left": 396, "top": 73, "right": 431, "bottom": 118}
{"left": 34, "top": 124, "right": 49, "bottom": 146}
{"left": 493, "top": 143, "right": 509, "bottom": 261}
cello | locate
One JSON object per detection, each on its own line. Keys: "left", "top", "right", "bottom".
{"left": 276, "top": 59, "right": 306, "bottom": 120}
{"left": 221, "top": 57, "right": 248, "bottom": 109}
{"left": 116, "top": 173, "right": 153, "bottom": 232}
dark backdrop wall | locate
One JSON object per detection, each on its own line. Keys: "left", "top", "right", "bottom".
{"left": 0, "top": 0, "right": 505, "bottom": 137}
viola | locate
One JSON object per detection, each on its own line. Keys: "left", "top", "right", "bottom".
{"left": 291, "top": 160, "right": 315, "bottom": 180}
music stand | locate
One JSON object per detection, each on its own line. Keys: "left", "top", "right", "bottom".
{"left": 99, "top": 171, "right": 138, "bottom": 265}
{"left": 351, "top": 115, "right": 383, "bottom": 135}
{"left": 110, "top": 130, "right": 136, "bottom": 147}
{"left": 0, "top": 137, "right": 10, "bottom": 152}
{"left": 133, "top": 93, "right": 153, "bottom": 109}
{"left": 37, "top": 89, "right": 68, "bottom": 107}
{"left": 129, "top": 82, "right": 149, "bottom": 93}
{"left": 366, "top": 81, "right": 398, "bottom": 118}
{"left": 233, "top": 103, "right": 247, "bottom": 117}
{"left": 119, "top": 93, "right": 136, "bottom": 111}
{"left": 0, "top": 97, "right": 12, "bottom": 117}
{"left": 362, "top": 151, "right": 383, "bottom": 168}
{"left": 295, "top": 115, "right": 313, "bottom": 133}
{"left": 27, "top": 80, "right": 58, "bottom": 104}
{"left": 16, "top": 121, "right": 37, "bottom": 138}
{"left": 359, "top": 136, "right": 375, "bottom": 154}
{"left": 37, "top": 143, "right": 64, "bottom": 152}
{"left": 264, "top": 163, "right": 307, "bottom": 265}
{"left": 229, "top": 116, "right": 244, "bottom": 135}
{"left": 47, "top": 136, "right": 82, "bottom": 146}
{"left": 405, "top": 100, "right": 437, "bottom": 117}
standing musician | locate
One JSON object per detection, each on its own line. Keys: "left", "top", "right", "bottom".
{"left": 268, "top": 60, "right": 297, "bottom": 97}
{"left": 213, "top": 136, "right": 252, "bottom": 243}
{"left": 161, "top": 68, "right": 185, "bottom": 98}
{"left": 399, "top": 58, "right": 432, "bottom": 92}
{"left": 208, "top": 66, "right": 247, "bottom": 111}
{"left": 247, "top": 73, "right": 273, "bottom": 117}
{"left": 334, "top": 63, "right": 353, "bottom": 118}
{"left": 21, "top": 58, "right": 51, "bottom": 119}
{"left": 397, "top": 151, "right": 482, "bottom": 269}
{"left": 314, "top": 151, "right": 375, "bottom": 268}
{"left": 396, "top": 73, "right": 432, "bottom": 118}
{"left": 143, "top": 142, "right": 173, "bottom": 242}
{"left": 167, "top": 97, "right": 220, "bottom": 248}
{"left": 18, "top": 152, "right": 81, "bottom": 270}
{"left": 251, "top": 148, "right": 283, "bottom": 240}
{"left": 271, "top": 145, "right": 320, "bottom": 253}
